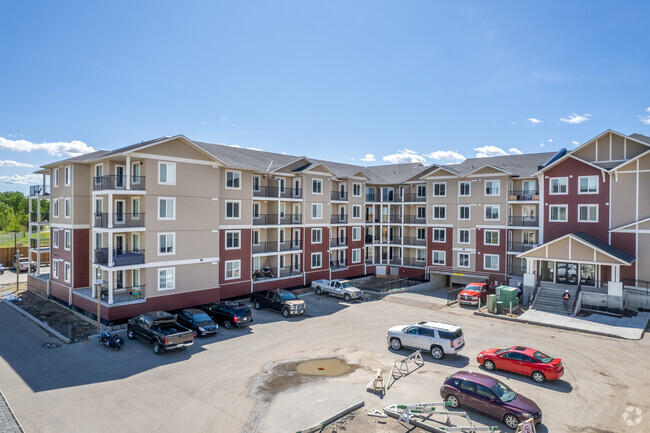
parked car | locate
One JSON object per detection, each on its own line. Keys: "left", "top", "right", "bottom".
{"left": 440, "top": 371, "right": 542, "bottom": 429}
{"left": 251, "top": 289, "right": 306, "bottom": 317}
{"left": 477, "top": 346, "right": 564, "bottom": 383}
{"left": 175, "top": 308, "right": 218, "bottom": 338}
{"left": 203, "top": 301, "right": 253, "bottom": 329}
{"left": 457, "top": 282, "right": 493, "bottom": 306}
{"left": 0, "top": 263, "right": 4, "bottom": 275}
{"left": 311, "top": 279, "right": 363, "bottom": 301}
{"left": 127, "top": 311, "right": 194, "bottom": 354}
{"left": 12, "top": 257, "right": 36, "bottom": 273}
{"left": 386, "top": 321, "right": 465, "bottom": 360}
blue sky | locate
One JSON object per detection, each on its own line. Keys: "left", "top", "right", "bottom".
{"left": 1, "top": 1, "right": 649, "bottom": 193}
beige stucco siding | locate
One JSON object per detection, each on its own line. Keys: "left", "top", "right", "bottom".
{"left": 611, "top": 134, "right": 625, "bottom": 160}
{"left": 610, "top": 172, "right": 637, "bottom": 227}
{"left": 146, "top": 262, "right": 219, "bottom": 298}
{"left": 639, "top": 234, "right": 650, "bottom": 281}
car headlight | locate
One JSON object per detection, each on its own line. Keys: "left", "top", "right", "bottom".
{"left": 521, "top": 413, "right": 532, "bottom": 419}
{"left": 478, "top": 354, "right": 483, "bottom": 358}
{"left": 198, "top": 327, "right": 205, "bottom": 332}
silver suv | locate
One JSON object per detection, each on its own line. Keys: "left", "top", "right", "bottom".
{"left": 386, "top": 321, "right": 465, "bottom": 360}
{"left": 13, "top": 257, "right": 36, "bottom": 273}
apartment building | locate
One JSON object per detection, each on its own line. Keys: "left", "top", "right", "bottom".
{"left": 27, "top": 129, "right": 649, "bottom": 323}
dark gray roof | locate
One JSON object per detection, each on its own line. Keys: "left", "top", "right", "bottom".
{"left": 362, "top": 163, "right": 431, "bottom": 184}
{"left": 573, "top": 232, "right": 636, "bottom": 264}
{"left": 194, "top": 141, "right": 302, "bottom": 172}
{"left": 99, "top": 136, "right": 172, "bottom": 158}
{"left": 446, "top": 152, "right": 557, "bottom": 178}
{"left": 42, "top": 150, "right": 113, "bottom": 168}
{"left": 630, "top": 133, "right": 650, "bottom": 145}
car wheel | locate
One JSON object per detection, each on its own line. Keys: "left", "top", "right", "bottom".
{"left": 430, "top": 345, "right": 444, "bottom": 360}
{"left": 503, "top": 413, "right": 520, "bottom": 429}
{"left": 531, "top": 371, "right": 546, "bottom": 383}
{"left": 153, "top": 342, "right": 164, "bottom": 355}
{"left": 254, "top": 301, "right": 261, "bottom": 310}
{"left": 445, "top": 394, "right": 460, "bottom": 408}
{"left": 389, "top": 338, "right": 402, "bottom": 350}
{"left": 484, "top": 360, "right": 496, "bottom": 371}
{"left": 315, "top": 287, "right": 322, "bottom": 295}
{"left": 193, "top": 330, "right": 200, "bottom": 338}
{"left": 282, "top": 308, "right": 290, "bottom": 318}
{"left": 127, "top": 329, "right": 135, "bottom": 339}
{"left": 344, "top": 293, "right": 351, "bottom": 302}
{"left": 223, "top": 320, "right": 232, "bottom": 329}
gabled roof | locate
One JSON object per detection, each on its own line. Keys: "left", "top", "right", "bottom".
{"left": 518, "top": 232, "right": 635, "bottom": 265}
{"left": 362, "top": 163, "right": 430, "bottom": 184}
{"left": 610, "top": 216, "right": 650, "bottom": 232}
{"left": 449, "top": 152, "right": 556, "bottom": 178}
{"left": 41, "top": 150, "right": 113, "bottom": 168}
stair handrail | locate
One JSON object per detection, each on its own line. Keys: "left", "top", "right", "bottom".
{"left": 529, "top": 279, "right": 541, "bottom": 308}
{"left": 570, "top": 283, "right": 582, "bottom": 316}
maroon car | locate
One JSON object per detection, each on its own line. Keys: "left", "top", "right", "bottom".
{"left": 439, "top": 371, "right": 542, "bottom": 429}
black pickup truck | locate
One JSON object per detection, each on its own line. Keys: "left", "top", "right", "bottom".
{"left": 251, "top": 289, "right": 306, "bottom": 318}
{"left": 127, "top": 311, "right": 194, "bottom": 354}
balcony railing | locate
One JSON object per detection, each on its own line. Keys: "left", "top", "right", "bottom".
{"left": 279, "top": 214, "right": 302, "bottom": 225}
{"left": 94, "top": 212, "right": 145, "bottom": 228}
{"left": 252, "top": 241, "right": 277, "bottom": 254}
{"left": 93, "top": 175, "right": 146, "bottom": 191}
{"left": 330, "top": 237, "right": 347, "bottom": 247}
{"left": 387, "top": 237, "right": 403, "bottom": 244}
{"left": 30, "top": 238, "right": 49, "bottom": 249}
{"left": 402, "top": 257, "right": 426, "bottom": 268}
{"left": 253, "top": 214, "right": 277, "bottom": 225}
{"left": 365, "top": 235, "right": 379, "bottom": 244}
{"left": 330, "top": 259, "right": 348, "bottom": 269}
{"left": 508, "top": 216, "right": 539, "bottom": 227}
{"left": 508, "top": 241, "right": 538, "bottom": 253}
{"left": 252, "top": 266, "right": 302, "bottom": 281}
{"left": 402, "top": 215, "right": 426, "bottom": 224}
{"left": 331, "top": 191, "right": 348, "bottom": 201}
{"left": 99, "top": 285, "right": 146, "bottom": 302}
{"left": 508, "top": 264, "right": 526, "bottom": 276}
{"left": 94, "top": 248, "right": 145, "bottom": 266}
{"left": 402, "top": 236, "right": 427, "bottom": 246}
{"left": 30, "top": 212, "right": 50, "bottom": 223}
{"left": 29, "top": 185, "right": 50, "bottom": 196}
{"left": 508, "top": 190, "right": 539, "bottom": 201}
{"left": 330, "top": 214, "right": 348, "bottom": 224}
{"left": 364, "top": 193, "right": 427, "bottom": 203}
{"left": 253, "top": 186, "right": 302, "bottom": 199}
{"left": 280, "top": 240, "right": 302, "bottom": 251}
{"left": 399, "top": 193, "right": 427, "bottom": 203}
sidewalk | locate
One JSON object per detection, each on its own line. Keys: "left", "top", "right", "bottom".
{"left": 476, "top": 308, "right": 649, "bottom": 340}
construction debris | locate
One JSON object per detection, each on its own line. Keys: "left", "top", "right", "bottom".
{"left": 384, "top": 402, "right": 500, "bottom": 433}
{"left": 387, "top": 349, "right": 424, "bottom": 389}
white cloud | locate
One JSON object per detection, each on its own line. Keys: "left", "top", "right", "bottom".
{"left": 548, "top": 139, "right": 553, "bottom": 143}
{"left": 572, "top": 140, "right": 580, "bottom": 146}
{"left": 360, "top": 154, "right": 376, "bottom": 162}
{"left": 527, "top": 118, "right": 542, "bottom": 126}
{"left": 639, "top": 107, "right": 650, "bottom": 125}
{"left": 0, "top": 160, "right": 35, "bottom": 168}
{"left": 0, "top": 137, "right": 95, "bottom": 157}
{"left": 382, "top": 149, "right": 427, "bottom": 164}
{"left": 424, "top": 150, "right": 466, "bottom": 162}
{"left": 220, "top": 116, "right": 228, "bottom": 122}
{"left": 509, "top": 148, "right": 523, "bottom": 155}
{"left": 559, "top": 113, "right": 592, "bottom": 124}
{"left": 0, "top": 174, "right": 42, "bottom": 185}
{"left": 474, "top": 145, "right": 509, "bottom": 158}
{"left": 539, "top": 142, "right": 545, "bottom": 148}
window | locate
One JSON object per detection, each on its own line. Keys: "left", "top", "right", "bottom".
{"left": 225, "top": 171, "right": 241, "bottom": 189}
{"left": 226, "top": 231, "right": 240, "bottom": 249}
{"left": 433, "top": 205, "right": 446, "bottom": 220}
{"left": 549, "top": 205, "right": 568, "bottom": 222}
{"left": 433, "top": 228, "right": 446, "bottom": 242}
{"left": 53, "top": 229, "right": 59, "bottom": 248}
{"left": 53, "top": 260, "right": 59, "bottom": 278}
{"left": 311, "top": 228, "right": 322, "bottom": 244}
{"left": 64, "top": 262, "right": 71, "bottom": 282}
{"left": 311, "top": 253, "right": 322, "bottom": 269}
{"left": 352, "top": 249, "right": 361, "bottom": 263}
{"left": 132, "top": 162, "right": 141, "bottom": 184}
{"left": 95, "top": 233, "right": 102, "bottom": 249}
{"left": 578, "top": 205, "right": 598, "bottom": 222}
{"left": 417, "top": 228, "right": 426, "bottom": 240}
{"left": 253, "top": 175, "right": 260, "bottom": 192}
{"left": 158, "top": 233, "right": 175, "bottom": 255}
{"left": 579, "top": 176, "right": 598, "bottom": 194}
{"left": 158, "top": 268, "right": 175, "bottom": 291}
{"left": 485, "top": 180, "right": 500, "bottom": 196}
{"left": 484, "top": 230, "right": 499, "bottom": 246}
{"left": 352, "top": 227, "right": 361, "bottom": 241}
{"left": 484, "top": 254, "right": 499, "bottom": 270}
{"left": 64, "top": 166, "right": 71, "bottom": 186}
{"left": 159, "top": 162, "right": 176, "bottom": 185}
{"left": 550, "top": 177, "right": 568, "bottom": 194}
{"left": 132, "top": 233, "right": 139, "bottom": 251}
{"left": 485, "top": 205, "right": 499, "bottom": 220}
{"left": 311, "top": 203, "right": 322, "bottom": 219}
{"left": 417, "top": 185, "right": 426, "bottom": 197}
{"left": 312, "top": 179, "right": 322, "bottom": 194}
{"left": 64, "top": 230, "right": 71, "bottom": 250}
{"left": 352, "top": 205, "right": 361, "bottom": 219}
{"left": 225, "top": 201, "right": 240, "bottom": 219}
{"left": 433, "top": 183, "right": 446, "bottom": 197}
{"left": 417, "top": 206, "right": 426, "bottom": 219}
{"left": 53, "top": 199, "right": 59, "bottom": 218}
{"left": 64, "top": 198, "right": 71, "bottom": 218}
{"left": 225, "top": 260, "right": 241, "bottom": 280}
{"left": 459, "top": 205, "right": 470, "bottom": 220}
{"left": 458, "top": 253, "right": 470, "bottom": 268}
{"left": 459, "top": 229, "right": 470, "bottom": 244}
{"left": 416, "top": 249, "right": 426, "bottom": 261}
{"left": 476, "top": 384, "right": 495, "bottom": 400}
{"left": 53, "top": 168, "right": 59, "bottom": 187}
{"left": 132, "top": 198, "right": 140, "bottom": 218}
{"left": 432, "top": 251, "right": 445, "bottom": 265}
{"left": 158, "top": 198, "right": 175, "bottom": 220}
{"left": 459, "top": 181, "right": 470, "bottom": 196}
{"left": 353, "top": 183, "right": 361, "bottom": 197}
{"left": 252, "top": 230, "right": 260, "bottom": 245}
{"left": 252, "top": 202, "right": 260, "bottom": 219}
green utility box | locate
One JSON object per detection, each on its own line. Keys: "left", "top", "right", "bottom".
{"left": 487, "top": 294, "right": 497, "bottom": 314}
{"left": 496, "top": 301, "right": 503, "bottom": 314}
{"left": 496, "top": 285, "right": 518, "bottom": 309}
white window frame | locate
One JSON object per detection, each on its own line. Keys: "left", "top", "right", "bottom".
{"left": 459, "top": 205, "right": 470, "bottom": 220}
{"left": 252, "top": 229, "right": 260, "bottom": 245}
{"left": 432, "top": 250, "right": 446, "bottom": 265}
{"left": 64, "top": 262, "right": 71, "bottom": 282}
{"left": 312, "top": 178, "right": 323, "bottom": 194}
{"left": 311, "top": 228, "right": 322, "bottom": 244}
{"left": 158, "top": 161, "right": 176, "bottom": 185}
{"left": 158, "top": 197, "right": 176, "bottom": 220}
{"left": 433, "top": 228, "right": 446, "bottom": 243}
{"left": 158, "top": 232, "right": 175, "bottom": 256}
{"left": 578, "top": 204, "right": 599, "bottom": 223}
{"left": 225, "top": 260, "right": 241, "bottom": 280}
{"left": 352, "top": 227, "right": 361, "bottom": 241}
{"left": 549, "top": 177, "right": 568, "bottom": 195}
{"left": 549, "top": 205, "right": 568, "bottom": 222}
{"left": 225, "top": 230, "right": 241, "bottom": 249}
{"left": 64, "top": 165, "right": 71, "bottom": 186}
{"left": 433, "top": 205, "right": 446, "bottom": 220}
{"left": 53, "top": 229, "right": 59, "bottom": 249}
{"left": 352, "top": 248, "right": 361, "bottom": 263}
{"left": 53, "top": 199, "right": 59, "bottom": 218}
{"left": 433, "top": 182, "right": 446, "bottom": 197}
{"left": 311, "top": 203, "right": 322, "bottom": 219}
{"left": 53, "top": 260, "right": 59, "bottom": 279}
{"left": 64, "top": 198, "right": 71, "bottom": 219}
{"left": 417, "top": 206, "right": 426, "bottom": 219}
{"left": 484, "top": 180, "right": 500, "bottom": 196}
{"left": 158, "top": 267, "right": 175, "bottom": 291}
{"left": 311, "top": 252, "right": 322, "bottom": 269}
{"left": 578, "top": 176, "right": 598, "bottom": 194}
{"left": 458, "top": 253, "right": 470, "bottom": 268}
{"left": 484, "top": 230, "right": 500, "bottom": 246}
{"left": 131, "top": 197, "right": 140, "bottom": 219}
{"left": 225, "top": 200, "right": 241, "bottom": 220}
{"left": 484, "top": 254, "right": 499, "bottom": 271}
{"left": 458, "top": 229, "right": 470, "bottom": 244}
{"left": 416, "top": 249, "right": 426, "bottom": 261}
{"left": 252, "top": 175, "right": 261, "bottom": 192}
{"left": 352, "top": 205, "right": 361, "bottom": 219}
{"left": 53, "top": 168, "right": 59, "bottom": 187}
{"left": 485, "top": 205, "right": 500, "bottom": 221}
{"left": 352, "top": 183, "right": 362, "bottom": 197}
{"left": 417, "top": 184, "right": 426, "bottom": 198}
{"left": 64, "top": 230, "right": 71, "bottom": 251}
{"left": 225, "top": 170, "right": 241, "bottom": 190}
{"left": 459, "top": 181, "right": 470, "bottom": 196}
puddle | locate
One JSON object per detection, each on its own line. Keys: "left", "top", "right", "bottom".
{"left": 296, "top": 358, "right": 353, "bottom": 376}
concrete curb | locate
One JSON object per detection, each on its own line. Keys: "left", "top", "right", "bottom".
{"left": 1, "top": 300, "right": 72, "bottom": 344}
{"left": 296, "top": 400, "right": 365, "bottom": 433}
{"left": 473, "top": 310, "right": 645, "bottom": 340}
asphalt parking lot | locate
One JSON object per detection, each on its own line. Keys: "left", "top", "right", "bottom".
{"left": 0, "top": 285, "right": 648, "bottom": 433}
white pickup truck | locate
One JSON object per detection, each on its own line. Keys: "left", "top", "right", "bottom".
{"left": 311, "top": 279, "right": 363, "bottom": 301}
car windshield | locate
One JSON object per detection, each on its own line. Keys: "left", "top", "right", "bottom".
{"left": 533, "top": 351, "right": 554, "bottom": 363}
{"left": 494, "top": 348, "right": 507, "bottom": 355}
{"left": 491, "top": 381, "right": 518, "bottom": 403}
{"left": 341, "top": 282, "right": 352, "bottom": 288}
{"left": 279, "top": 292, "right": 297, "bottom": 301}
{"left": 192, "top": 313, "right": 212, "bottom": 322}
{"left": 233, "top": 307, "right": 249, "bottom": 315}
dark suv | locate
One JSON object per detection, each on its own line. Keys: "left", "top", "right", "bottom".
{"left": 203, "top": 301, "right": 253, "bottom": 329}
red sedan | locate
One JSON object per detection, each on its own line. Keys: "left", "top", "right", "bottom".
{"left": 477, "top": 346, "right": 564, "bottom": 383}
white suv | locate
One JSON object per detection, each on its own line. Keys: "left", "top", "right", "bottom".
{"left": 386, "top": 321, "right": 465, "bottom": 360}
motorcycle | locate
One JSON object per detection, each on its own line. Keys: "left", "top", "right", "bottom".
{"left": 98, "top": 330, "right": 125, "bottom": 350}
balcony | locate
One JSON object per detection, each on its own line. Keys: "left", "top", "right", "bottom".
{"left": 365, "top": 235, "right": 379, "bottom": 244}
{"left": 331, "top": 191, "right": 348, "bottom": 201}
{"left": 253, "top": 214, "right": 301, "bottom": 225}
{"left": 94, "top": 212, "right": 145, "bottom": 228}
{"left": 508, "top": 190, "right": 539, "bottom": 201}
{"left": 93, "top": 175, "right": 146, "bottom": 191}
{"left": 253, "top": 186, "right": 302, "bottom": 199}
{"left": 402, "top": 236, "right": 427, "bottom": 246}
{"left": 253, "top": 266, "right": 301, "bottom": 281}
{"left": 330, "top": 214, "right": 348, "bottom": 224}
{"left": 387, "top": 237, "right": 403, "bottom": 245}
{"left": 402, "top": 257, "right": 426, "bottom": 268}
{"left": 279, "top": 214, "right": 302, "bottom": 225}
{"left": 252, "top": 241, "right": 278, "bottom": 254}
{"left": 330, "top": 237, "right": 347, "bottom": 247}
{"left": 30, "top": 212, "right": 50, "bottom": 223}
{"left": 402, "top": 215, "right": 427, "bottom": 224}
{"left": 280, "top": 240, "right": 302, "bottom": 251}
{"left": 399, "top": 193, "right": 427, "bottom": 203}
{"left": 330, "top": 259, "right": 348, "bottom": 270}
{"left": 94, "top": 248, "right": 145, "bottom": 267}
{"left": 99, "top": 285, "right": 146, "bottom": 302}
{"left": 508, "top": 216, "right": 539, "bottom": 227}
{"left": 30, "top": 238, "right": 49, "bottom": 249}
{"left": 508, "top": 241, "right": 538, "bottom": 253}
{"left": 29, "top": 185, "right": 50, "bottom": 197}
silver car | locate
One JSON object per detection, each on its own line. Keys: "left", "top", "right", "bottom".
{"left": 387, "top": 321, "right": 465, "bottom": 360}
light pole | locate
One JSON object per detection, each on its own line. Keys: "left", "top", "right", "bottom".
{"left": 14, "top": 231, "right": 20, "bottom": 294}
{"left": 96, "top": 279, "right": 103, "bottom": 332}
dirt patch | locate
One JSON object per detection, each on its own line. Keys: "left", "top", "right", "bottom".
{"left": 322, "top": 410, "right": 424, "bottom": 433}
{"left": 6, "top": 288, "right": 96, "bottom": 342}
{"left": 296, "top": 358, "right": 353, "bottom": 376}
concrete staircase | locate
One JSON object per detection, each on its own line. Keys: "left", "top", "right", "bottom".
{"left": 532, "top": 286, "right": 579, "bottom": 314}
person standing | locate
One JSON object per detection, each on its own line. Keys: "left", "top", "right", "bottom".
{"left": 562, "top": 289, "right": 571, "bottom": 313}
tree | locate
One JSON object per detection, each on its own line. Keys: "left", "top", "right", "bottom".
{"left": 0, "top": 192, "right": 29, "bottom": 231}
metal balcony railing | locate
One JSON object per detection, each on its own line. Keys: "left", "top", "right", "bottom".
{"left": 330, "top": 258, "right": 348, "bottom": 269}
{"left": 94, "top": 248, "right": 145, "bottom": 266}
{"left": 279, "top": 188, "right": 302, "bottom": 199}
{"left": 253, "top": 214, "right": 278, "bottom": 225}
{"left": 402, "top": 215, "right": 426, "bottom": 224}
{"left": 99, "top": 285, "right": 146, "bottom": 301}
{"left": 508, "top": 241, "right": 538, "bottom": 252}
{"left": 387, "top": 237, "right": 403, "bottom": 245}
{"left": 330, "top": 214, "right": 348, "bottom": 224}
{"left": 331, "top": 191, "right": 348, "bottom": 201}
{"left": 330, "top": 237, "right": 347, "bottom": 247}
{"left": 93, "top": 175, "right": 146, "bottom": 191}
{"left": 508, "top": 190, "right": 539, "bottom": 201}
{"left": 508, "top": 216, "right": 539, "bottom": 227}
{"left": 402, "top": 236, "right": 427, "bottom": 246}
{"left": 29, "top": 185, "right": 50, "bottom": 196}
{"left": 402, "top": 257, "right": 426, "bottom": 268}
{"left": 280, "top": 240, "right": 302, "bottom": 251}
{"left": 365, "top": 235, "right": 379, "bottom": 244}
{"left": 252, "top": 241, "right": 278, "bottom": 254}
{"left": 253, "top": 186, "right": 302, "bottom": 199}
{"left": 30, "top": 212, "right": 50, "bottom": 223}
{"left": 94, "top": 212, "right": 145, "bottom": 228}
{"left": 279, "top": 214, "right": 302, "bottom": 225}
